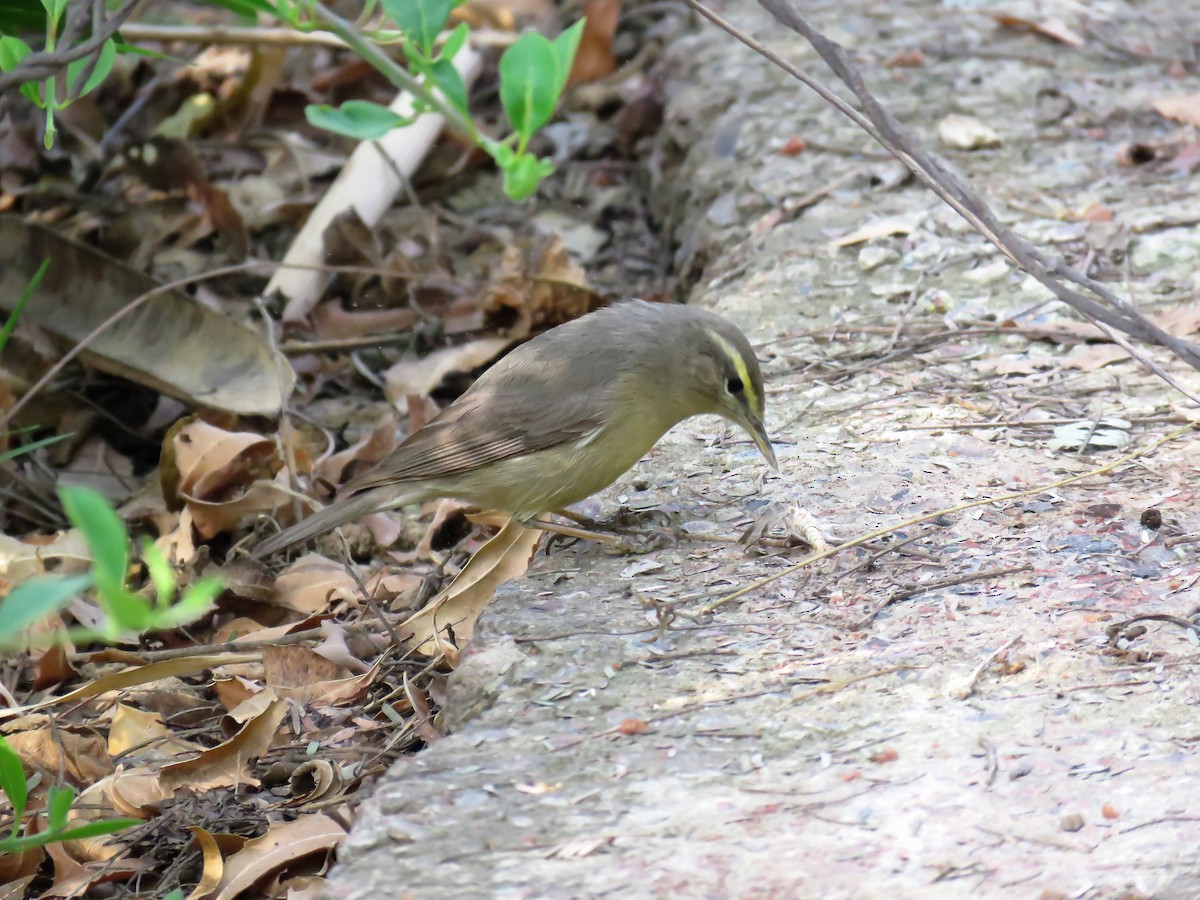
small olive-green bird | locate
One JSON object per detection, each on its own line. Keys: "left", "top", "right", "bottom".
{"left": 253, "top": 300, "right": 775, "bottom": 557}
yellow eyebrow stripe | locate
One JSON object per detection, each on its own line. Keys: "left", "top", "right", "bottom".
{"left": 706, "top": 329, "right": 762, "bottom": 418}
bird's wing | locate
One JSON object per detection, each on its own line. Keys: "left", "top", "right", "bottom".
{"left": 345, "top": 352, "right": 614, "bottom": 493}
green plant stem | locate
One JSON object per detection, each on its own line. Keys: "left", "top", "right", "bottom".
{"left": 310, "top": 3, "right": 475, "bottom": 139}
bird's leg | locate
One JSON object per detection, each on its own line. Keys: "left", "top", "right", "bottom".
{"left": 553, "top": 508, "right": 674, "bottom": 553}
{"left": 517, "top": 513, "right": 670, "bottom": 555}
{"left": 518, "top": 516, "right": 618, "bottom": 544}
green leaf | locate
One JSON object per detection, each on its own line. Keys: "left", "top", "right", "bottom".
{"left": 0, "top": 737, "right": 29, "bottom": 828}
{"left": 58, "top": 485, "right": 128, "bottom": 598}
{"left": 40, "top": 0, "right": 68, "bottom": 28}
{"left": 0, "top": 431, "right": 70, "bottom": 464}
{"left": 140, "top": 539, "right": 175, "bottom": 609}
{"left": 46, "top": 784, "right": 74, "bottom": 831}
{"left": 482, "top": 138, "right": 514, "bottom": 169}
{"left": 95, "top": 588, "right": 151, "bottom": 635}
{"left": 429, "top": 58, "right": 468, "bottom": 116}
{"left": 437, "top": 21, "right": 469, "bottom": 62}
{"left": 0, "top": 256, "right": 45, "bottom": 358}
{"left": 0, "top": 816, "right": 140, "bottom": 852}
{"left": 0, "top": 573, "right": 91, "bottom": 642}
{"left": 155, "top": 577, "right": 223, "bottom": 629}
{"left": 498, "top": 32, "right": 559, "bottom": 141}
{"left": 19, "top": 80, "right": 44, "bottom": 109}
{"left": 306, "top": 101, "right": 415, "bottom": 140}
{"left": 66, "top": 37, "right": 116, "bottom": 98}
{"left": 381, "top": 0, "right": 455, "bottom": 58}
{"left": 0, "top": 35, "right": 32, "bottom": 73}
{"left": 550, "top": 19, "right": 585, "bottom": 94}
{"left": 501, "top": 152, "right": 554, "bottom": 201}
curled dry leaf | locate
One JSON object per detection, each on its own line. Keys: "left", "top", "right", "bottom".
{"left": 2, "top": 728, "right": 112, "bottom": 785}
{"left": 164, "top": 417, "right": 285, "bottom": 538}
{"left": 286, "top": 759, "right": 341, "bottom": 806}
{"left": 186, "top": 826, "right": 225, "bottom": 900}
{"left": 208, "top": 814, "right": 347, "bottom": 900}
{"left": 0, "top": 530, "right": 92, "bottom": 583}
{"left": 8, "top": 652, "right": 259, "bottom": 716}
{"left": 314, "top": 411, "right": 399, "bottom": 487}
{"left": 480, "top": 236, "right": 603, "bottom": 337}
{"left": 400, "top": 520, "right": 543, "bottom": 658}
{"left": 0, "top": 218, "right": 292, "bottom": 416}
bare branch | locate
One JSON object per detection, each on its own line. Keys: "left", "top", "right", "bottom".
{"left": 683, "top": 0, "right": 1200, "bottom": 391}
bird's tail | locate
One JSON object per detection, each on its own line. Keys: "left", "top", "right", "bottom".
{"left": 251, "top": 491, "right": 390, "bottom": 559}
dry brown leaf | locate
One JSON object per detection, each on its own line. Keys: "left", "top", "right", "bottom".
{"left": 570, "top": 0, "right": 622, "bottom": 85}
{"left": 314, "top": 411, "right": 399, "bottom": 487}
{"left": 1151, "top": 302, "right": 1200, "bottom": 335}
{"left": 107, "top": 703, "right": 201, "bottom": 761}
{"left": 0, "top": 529, "right": 92, "bottom": 583}
{"left": 210, "top": 814, "right": 347, "bottom": 900}
{"left": 6, "top": 653, "right": 259, "bottom": 715}
{"left": 1153, "top": 94, "right": 1200, "bottom": 128}
{"left": 159, "top": 698, "right": 286, "bottom": 793}
{"left": 1061, "top": 344, "right": 1131, "bottom": 372}
{"left": 276, "top": 660, "right": 380, "bottom": 707}
{"left": 263, "top": 644, "right": 346, "bottom": 688}
{"left": 0, "top": 875, "right": 38, "bottom": 899}
{"left": 61, "top": 780, "right": 138, "bottom": 863}
{"left": 271, "top": 554, "right": 361, "bottom": 615}
{"left": 382, "top": 337, "right": 510, "bottom": 410}
{"left": 42, "top": 853, "right": 148, "bottom": 899}
{"left": 992, "top": 15, "right": 1084, "bottom": 46}
{"left": 0, "top": 218, "right": 291, "bottom": 416}
{"left": 223, "top": 687, "right": 278, "bottom": 728}
{"left": 480, "top": 236, "right": 602, "bottom": 337}
{"left": 166, "top": 418, "right": 284, "bottom": 538}
{"left": 211, "top": 675, "right": 262, "bottom": 713}
{"left": 0, "top": 847, "right": 44, "bottom": 886}
{"left": 833, "top": 212, "right": 926, "bottom": 247}
{"left": 285, "top": 760, "right": 341, "bottom": 806}
{"left": 105, "top": 769, "right": 172, "bottom": 817}
{"left": 400, "top": 520, "right": 542, "bottom": 658}
{"left": 3, "top": 728, "right": 112, "bottom": 784}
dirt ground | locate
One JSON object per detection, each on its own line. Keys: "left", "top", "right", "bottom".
{"left": 327, "top": 0, "right": 1200, "bottom": 896}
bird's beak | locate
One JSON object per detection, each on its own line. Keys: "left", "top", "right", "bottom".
{"left": 745, "top": 416, "right": 778, "bottom": 470}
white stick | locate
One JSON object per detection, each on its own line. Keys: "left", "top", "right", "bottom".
{"left": 268, "top": 45, "right": 483, "bottom": 323}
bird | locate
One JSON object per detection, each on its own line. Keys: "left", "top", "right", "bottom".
{"left": 252, "top": 300, "right": 776, "bottom": 558}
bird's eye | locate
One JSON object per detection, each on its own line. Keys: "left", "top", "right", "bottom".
{"left": 726, "top": 376, "right": 744, "bottom": 394}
